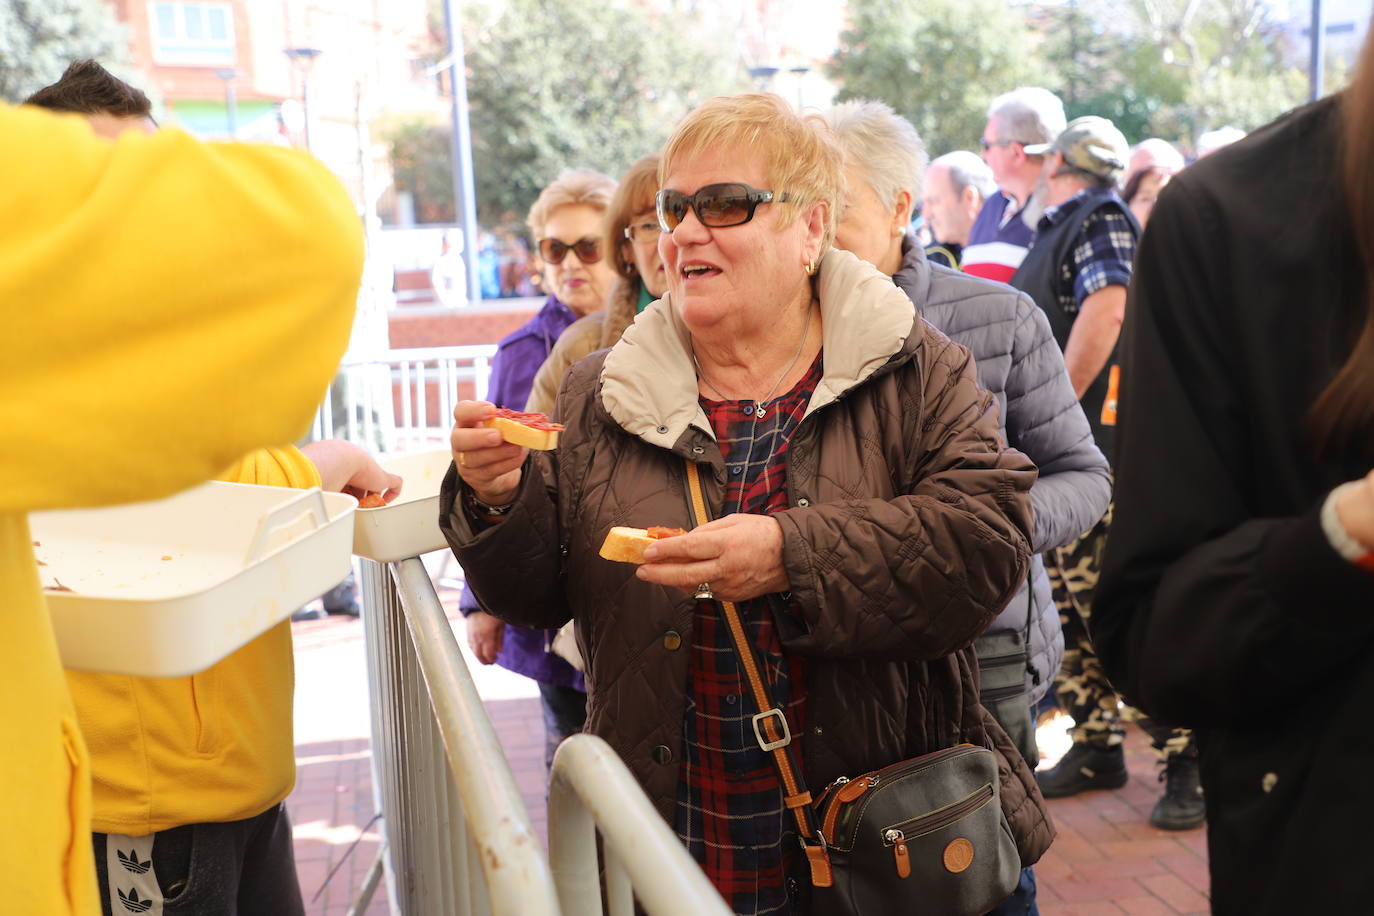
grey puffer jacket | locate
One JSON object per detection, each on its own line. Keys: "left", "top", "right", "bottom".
{"left": 895, "top": 238, "right": 1111, "bottom": 701}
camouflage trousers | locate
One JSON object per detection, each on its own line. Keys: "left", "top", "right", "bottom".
{"left": 1045, "top": 505, "right": 1195, "bottom": 760}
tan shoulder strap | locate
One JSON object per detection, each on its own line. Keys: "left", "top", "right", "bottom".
{"left": 682, "top": 460, "right": 832, "bottom": 884}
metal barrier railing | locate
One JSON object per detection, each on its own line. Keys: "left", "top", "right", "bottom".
{"left": 549, "top": 736, "right": 732, "bottom": 916}
{"left": 312, "top": 345, "right": 498, "bottom": 451}
{"left": 360, "top": 555, "right": 730, "bottom": 915}
{"left": 360, "top": 557, "right": 555, "bottom": 915}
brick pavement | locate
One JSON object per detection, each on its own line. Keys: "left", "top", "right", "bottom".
{"left": 1035, "top": 721, "right": 1210, "bottom": 915}
{"left": 288, "top": 588, "right": 1210, "bottom": 915}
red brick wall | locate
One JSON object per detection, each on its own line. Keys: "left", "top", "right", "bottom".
{"left": 387, "top": 304, "right": 540, "bottom": 349}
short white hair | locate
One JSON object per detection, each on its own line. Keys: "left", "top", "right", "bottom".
{"left": 1196, "top": 126, "right": 1246, "bottom": 157}
{"left": 929, "top": 151, "right": 996, "bottom": 201}
{"left": 987, "top": 87, "right": 1066, "bottom": 147}
{"left": 1130, "top": 138, "right": 1185, "bottom": 173}
{"left": 820, "top": 99, "right": 928, "bottom": 207}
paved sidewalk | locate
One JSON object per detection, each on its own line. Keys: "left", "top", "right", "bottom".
{"left": 1034, "top": 722, "right": 1210, "bottom": 914}
{"left": 288, "top": 583, "right": 1210, "bottom": 915}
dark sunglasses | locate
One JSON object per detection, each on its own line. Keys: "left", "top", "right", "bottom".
{"left": 537, "top": 236, "right": 602, "bottom": 265}
{"left": 655, "top": 182, "right": 792, "bottom": 232}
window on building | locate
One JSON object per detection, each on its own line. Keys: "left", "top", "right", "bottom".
{"left": 148, "top": 2, "right": 236, "bottom": 66}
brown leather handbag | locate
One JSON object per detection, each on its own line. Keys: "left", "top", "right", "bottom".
{"left": 683, "top": 460, "right": 1021, "bottom": 916}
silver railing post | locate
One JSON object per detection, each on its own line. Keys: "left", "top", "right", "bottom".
{"left": 387, "top": 557, "right": 560, "bottom": 916}
{"left": 357, "top": 549, "right": 726, "bottom": 915}
{"left": 549, "top": 736, "right": 731, "bottom": 916}
{"left": 359, "top": 558, "right": 472, "bottom": 913}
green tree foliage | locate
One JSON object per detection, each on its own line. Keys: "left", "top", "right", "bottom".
{"left": 0, "top": 0, "right": 127, "bottom": 102}
{"left": 460, "top": 0, "right": 745, "bottom": 225}
{"left": 827, "top": 0, "right": 1045, "bottom": 157}
{"left": 383, "top": 115, "right": 457, "bottom": 223}
{"left": 830, "top": 0, "right": 1314, "bottom": 153}
{"left": 1033, "top": 3, "right": 1186, "bottom": 143}
{"left": 1077, "top": 0, "right": 1307, "bottom": 145}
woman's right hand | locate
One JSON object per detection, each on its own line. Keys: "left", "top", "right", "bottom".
{"left": 451, "top": 400, "right": 526, "bottom": 507}
{"left": 465, "top": 610, "right": 506, "bottom": 665}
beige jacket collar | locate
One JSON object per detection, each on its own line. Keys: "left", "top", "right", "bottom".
{"left": 600, "top": 247, "right": 917, "bottom": 449}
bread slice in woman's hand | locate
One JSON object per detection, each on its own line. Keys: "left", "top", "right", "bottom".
{"left": 482, "top": 408, "right": 565, "bottom": 450}
{"left": 599, "top": 526, "right": 688, "bottom": 564}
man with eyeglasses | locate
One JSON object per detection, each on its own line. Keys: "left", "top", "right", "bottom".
{"left": 962, "top": 87, "right": 1066, "bottom": 284}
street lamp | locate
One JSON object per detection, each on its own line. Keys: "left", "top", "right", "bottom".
{"left": 789, "top": 65, "right": 810, "bottom": 110}
{"left": 214, "top": 68, "right": 238, "bottom": 138}
{"left": 747, "top": 65, "right": 778, "bottom": 91}
{"left": 1309, "top": 0, "right": 1325, "bottom": 102}
{"left": 441, "top": 0, "right": 482, "bottom": 304}
{"left": 283, "top": 47, "right": 323, "bottom": 152}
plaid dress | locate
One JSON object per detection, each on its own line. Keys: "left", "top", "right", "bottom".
{"left": 675, "top": 353, "right": 822, "bottom": 916}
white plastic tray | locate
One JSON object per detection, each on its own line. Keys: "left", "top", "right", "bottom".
{"left": 351, "top": 448, "right": 454, "bottom": 562}
{"left": 31, "top": 482, "right": 356, "bottom": 677}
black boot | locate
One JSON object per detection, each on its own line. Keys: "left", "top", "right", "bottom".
{"left": 322, "top": 572, "right": 361, "bottom": 617}
{"left": 1150, "top": 754, "right": 1206, "bottom": 830}
{"left": 1035, "top": 742, "right": 1128, "bottom": 798}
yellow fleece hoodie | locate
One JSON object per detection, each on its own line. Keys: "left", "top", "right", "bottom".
{"left": 0, "top": 104, "right": 361, "bottom": 914}
{"left": 66, "top": 447, "right": 318, "bottom": 836}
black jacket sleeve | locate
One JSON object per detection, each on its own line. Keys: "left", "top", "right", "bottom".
{"left": 439, "top": 452, "right": 573, "bottom": 630}
{"left": 1093, "top": 178, "right": 1374, "bottom": 728}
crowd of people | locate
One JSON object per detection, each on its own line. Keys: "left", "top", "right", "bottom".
{"left": 448, "top": 31, "right": 1374, "bottom": 916}
{"left": 9, "top": 23, "right": 1374, "bottom": 916}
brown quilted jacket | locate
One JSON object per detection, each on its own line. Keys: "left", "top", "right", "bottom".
{"left": 442, "top": 248, "right": 1054, "bottom": 866}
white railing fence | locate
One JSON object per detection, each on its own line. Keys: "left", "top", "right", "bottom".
{"left": 360, "top": 555, "right": 729, "bottom": 915}
{"left": 312, "top": 346, "right": 497, "bottom": 453}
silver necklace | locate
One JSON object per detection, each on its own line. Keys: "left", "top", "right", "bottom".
{"left": 691, "top": 302, "right": 814, "bottom": 421}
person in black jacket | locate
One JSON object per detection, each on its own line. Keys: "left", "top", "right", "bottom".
{"left": 1093, "top": 31, "right": 1374, "bottom": 913}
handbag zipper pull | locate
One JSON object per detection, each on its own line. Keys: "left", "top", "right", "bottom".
{"left": 885, "top": 829, "right": 910, "bottom": 879}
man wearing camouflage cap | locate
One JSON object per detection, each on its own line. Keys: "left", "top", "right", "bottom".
{"left": 1011, "top": 117, "right": 1205, "bottom": 832}
{"left": 1014, "top": 115, "right": 1137, "bottom": 433}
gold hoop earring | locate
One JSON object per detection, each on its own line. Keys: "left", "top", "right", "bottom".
{"left": 804, "top": 260, "right": 817, "bottom": 276}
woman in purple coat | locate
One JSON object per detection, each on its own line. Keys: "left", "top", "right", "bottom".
{"left": 460, "top": 168, "right": 618, "bottom": 769}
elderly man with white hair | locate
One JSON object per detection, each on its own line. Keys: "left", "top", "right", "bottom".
{"left": 826, "top": 97, "right": 1112, "bottom": 916}
{"left": 923, "top": 150, "right": 997, "bottom": 269}
{"left": 1197, "top": 125, "right": 1246, "bottom": 158}
{"left": 963, "top": 86, "right": 1067, "bottom": 283}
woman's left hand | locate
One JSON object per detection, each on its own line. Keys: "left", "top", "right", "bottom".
{"left": 637, "top": 514, "right": 789, "bottom": 602}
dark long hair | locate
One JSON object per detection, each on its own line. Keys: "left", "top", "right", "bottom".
{"left": 1310, "top": 30, "right": 1374, "bottom": 458}
{"left": 1121, "top": 165, "right": 1170, "bottom": 205}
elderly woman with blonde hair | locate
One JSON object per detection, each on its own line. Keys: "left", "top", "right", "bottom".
{"left": 443, "top": 94, "right": 1048, "bottom": 913}
{"left": 458, "top": 167, "right": 617, "bottom": 773}
{"left": 526, "top": 152, "right": 666, "bottom": 415}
